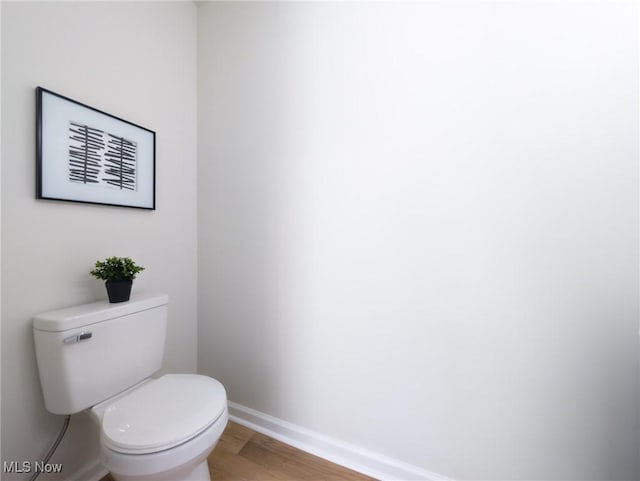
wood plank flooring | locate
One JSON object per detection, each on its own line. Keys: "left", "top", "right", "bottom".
{"left": 100, "top": 421, "right": 377, "bottom": 481}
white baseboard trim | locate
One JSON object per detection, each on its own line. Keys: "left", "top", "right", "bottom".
{"left": 67, "top": 460, "right": 108, "bottom": 481}
{"left": 227, "top": 401, "right": 452, "bottom": 481}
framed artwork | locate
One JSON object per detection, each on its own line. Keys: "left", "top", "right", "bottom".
{"left": 36, "top": 87, "right": 156, "bottom": 210}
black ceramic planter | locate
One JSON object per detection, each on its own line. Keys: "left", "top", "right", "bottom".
{"left": 105, "top": 280, "right": 133, "bottom": 303}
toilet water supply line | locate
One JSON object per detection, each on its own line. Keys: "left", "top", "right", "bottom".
{"left": 28, "top": 415, "right": 71, "bottom": 481}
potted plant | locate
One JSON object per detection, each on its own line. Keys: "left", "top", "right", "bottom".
{"left": 90, "top": 256, "right": 145, "bottom": 303}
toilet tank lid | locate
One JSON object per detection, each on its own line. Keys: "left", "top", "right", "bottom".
{"left": 33, "top": 292, "right": 168, "bottom": 332}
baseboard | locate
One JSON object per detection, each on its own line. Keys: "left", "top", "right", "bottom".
{"left": 227, "top": 401, "right": 452, "bottom": 481}
{"left": 67, "top": 460, "right": 108, "bottom": 481}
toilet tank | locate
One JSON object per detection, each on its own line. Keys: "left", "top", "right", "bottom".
{"left": 33, "top": 292, "right": 168, "bottom": 415}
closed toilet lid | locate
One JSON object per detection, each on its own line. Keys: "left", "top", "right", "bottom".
{"left": 102, "top": 374, "right": 227, "bottom": 454}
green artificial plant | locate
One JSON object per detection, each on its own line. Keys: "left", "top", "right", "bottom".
{"left": 90, "top": 256, "right": 145, "bottom": 282}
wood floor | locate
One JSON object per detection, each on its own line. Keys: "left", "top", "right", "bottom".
{"left": 100, "top": 421, "right": 376, "bottom": 481}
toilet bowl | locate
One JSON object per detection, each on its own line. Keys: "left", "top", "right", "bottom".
{"left": 89, "top": 374, "right": 228, "bottom": 481}
{"left": 32, "top": 293, "right": 228, "bottom": 481}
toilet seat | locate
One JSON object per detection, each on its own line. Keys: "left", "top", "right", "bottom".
{"left": 101, "top": 405, "right": 228, "bottom": 480}
{"left": 101, "top": 374, "right": 227, "bottom": 455}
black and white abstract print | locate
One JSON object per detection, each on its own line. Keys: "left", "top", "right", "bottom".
{"left": 68, "top": 121, "right": 137, "bottom": 191}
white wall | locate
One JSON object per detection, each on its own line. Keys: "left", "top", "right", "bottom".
{"left": 1, "top": 2, "right": 197, "bottom": 479}
{"left": 197, "top": 2, "right": 639, "bottom": 480}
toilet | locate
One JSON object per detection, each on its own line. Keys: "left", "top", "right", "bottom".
{"left": 33, "top": 292, "right": 228, "bottom": 481}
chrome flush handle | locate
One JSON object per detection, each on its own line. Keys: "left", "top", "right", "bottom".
{"left": 62, "top": 332, "right": 93, "bottom": 344}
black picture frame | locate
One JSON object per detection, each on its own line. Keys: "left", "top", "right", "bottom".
{"left": 36, "top": 87, "right": 156, "bottom": 210}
